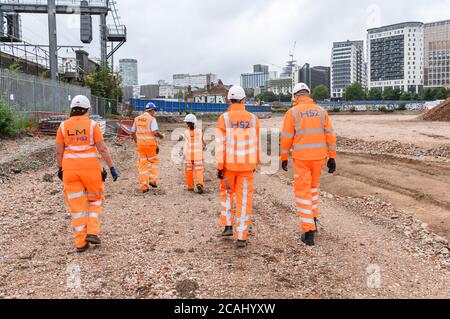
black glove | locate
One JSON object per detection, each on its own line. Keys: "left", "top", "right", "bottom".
{"left": 58, "top": 167, "right": 63, "bottom": 181}
{"left": 110, "top": 166, "right": 120, "bottom": 182}
{"left": 157, "top": 146, "right": 160, "bottom": 154}
{"left": 282, "top": 160, "right": 288, "bottom": 172}
{"left": 217, "top": 170, "right": 224, "bottom": 180}
{"left": 102, "top": 168, "right": 107, "bottom": 182}
{"left": 327, "top": 158, "right": 336, "bottom": 174}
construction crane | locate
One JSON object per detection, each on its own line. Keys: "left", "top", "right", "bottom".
{"left": 289, "top": 40, "right": 297, "bottom": 62}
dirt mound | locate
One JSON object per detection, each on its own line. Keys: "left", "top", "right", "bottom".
{"left": 422, "top": 97, "right": 450, "bottom": 121}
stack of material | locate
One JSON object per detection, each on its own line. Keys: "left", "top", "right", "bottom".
{"left": 37, "top": 115, "right": 69, "bottom": 135}
{"left": 422, "top": 97, "right": 450, "bottom": 121}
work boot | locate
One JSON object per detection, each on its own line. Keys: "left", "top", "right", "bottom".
{"left": 142, "top": 188, "right": 150, "bottom": 194}
{"left": 149, "top": 182, "right": 158, "bottom": 189}
{"left": 86, "top": 234, "right": 101, "bottom": 245}
{"left": 237, "top": 240, "right": 247, "bottom": 248}
{"left": 76, "top": 243, "right": 90, "bottom": 253}
{"left": 221, "top": 226, "right": 233, "bottom": 237}
{"left": 313, "top": 217, "right": 319, "bottom": 233}
{"left": 301, "top": 231, "right": 315, "bottom": 246}
{"left": 197, "top": 184, "right": 204, "bottom": 194}
{"left": 187, "top": 188, "right": 194, "bottom": 192}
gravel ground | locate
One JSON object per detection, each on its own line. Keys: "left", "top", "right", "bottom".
{"left": 0, "top": 128, "right": 449, "bottom": 299}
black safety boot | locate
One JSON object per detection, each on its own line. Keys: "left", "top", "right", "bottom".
{"left": 149, "top": 182, "right": 158, "bottom": 189}
{"left": 86, "top": 234, "right": 101, "bottom": 245}
{"left": 76, "top": 243, "right": 90, "bottom": 253}
{"left": 301, "top": 231, "right": 315, "bottom": 246}
{"left": 221, "top": 226, "right": 233, "bottom": 237}
{"left": 237, "top": 240, "right": 247, "bottom": 248}
{"left": 197, "top": 184, "right": 204, "bottom": 194}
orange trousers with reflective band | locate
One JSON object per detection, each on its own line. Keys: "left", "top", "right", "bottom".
{"left": 63, "top": 169, "right": 104, "bottom": 249}
{"left": 185, "top": 160, "right": 204, "bottom": 189}
{"left": 293, "top": 159, "right": 325, "bottom": 233}
{"left": 137, "top": 145, "right": 160, "bottom": 190}
{"left": 219, "top": 170, "right": 254, "bottom": 241}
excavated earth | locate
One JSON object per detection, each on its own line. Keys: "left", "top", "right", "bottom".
{"left": 0, "top": 114, "right": 449, "bottom": 299}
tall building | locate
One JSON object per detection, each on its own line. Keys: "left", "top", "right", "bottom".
{"left": 119, "top": 59, "right": 138, "bottom": 87}
{"left": 173, "top": 73, "right": 218, "bottom": 89}
{"left": 266, "top": 78, "right": 292, "bottom": 95}
{"left": 424, "top": 20, "right": 450, "bottom": 88}
{"left": 253, "top": 64, "right": 269, "bottom": 73}
{"left": 367, "top": 22, "right": 424, "bottom": 93}
{"left": 241, "top": 72, "right": 269, "bottom": 89}
{"left": 331, "top": 40, "right": 366, "bottom": 99}
{"left": 294, "top": 63, "right": 331, "bottom": 91}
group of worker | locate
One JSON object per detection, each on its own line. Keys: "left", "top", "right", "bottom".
{"left": 56, "top": 82, "right": 336, "bottom": 252}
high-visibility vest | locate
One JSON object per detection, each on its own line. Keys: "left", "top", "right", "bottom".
{"left": 280, "top": 97, "right": 337, "bottom": 161}
{"left": 59, "top": 116, "right": 101, "bottom": 169}
{"left": 185, "top": 128, "right": 203, "bottom": 162}
{"left": 216, "top": 104, "right": 260, "bottom": 171}
{"left": 134, "top": 113, "right": 157, "bottom": 147}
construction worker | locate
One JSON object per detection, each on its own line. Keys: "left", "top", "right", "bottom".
{"left": 280, "top": 83, "right": 336, "bottom": 246}
{"left": 182, "top": 114, "right": 206, "bottom": 193}
{"left": 216, "top": 85, "right": 260, "bottom": 248}
{"left": 131, "top": 102, "right": 164, "bottom": 192}
{"left": 56, "top": 95, "right": 120, "bottom": 253}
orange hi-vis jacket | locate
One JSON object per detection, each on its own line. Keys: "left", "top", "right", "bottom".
{"left": 280, "top": 97, "right": 336, "bottom": 161}
{"left": 216, "top": 103, "right": 260, "bottom": 172}
{"left": 185, "top": 128, "right": 203, "bottom": 162}
{"left": 56, "top": 115, "right": 103, "bottom": 170}
{"left": 134, "top": 112, "right": 157, "bottom": 147}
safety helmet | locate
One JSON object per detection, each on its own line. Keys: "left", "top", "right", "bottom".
{"left": 145, "top": 102, "right": 157, "bottom": 111}
{"left": 293, "top": 83, "right": 311, "bottom": 95}
{"left": 70, "top": 95, "right": 91, "bottom": 109}
{"left": 184, "top": 114, "right": 197, "bottom": 124}
{"left": 227, "top": 85, "right": 246, "bottom": 101}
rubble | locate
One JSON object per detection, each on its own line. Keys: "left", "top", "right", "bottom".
{"left": 421, "top": 97, "right": 450, "bottom": 122}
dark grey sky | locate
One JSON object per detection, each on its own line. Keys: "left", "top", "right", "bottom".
{"left": 19, "top": 0, "right": 450, "bottom": 85}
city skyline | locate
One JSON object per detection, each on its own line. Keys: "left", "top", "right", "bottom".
{"left": 14, "top": 0, "right": 450, "bottom": 85}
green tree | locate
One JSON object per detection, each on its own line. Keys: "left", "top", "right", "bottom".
{"left": 311, "top": 85, "right": 329, "bottom": 101}
{"left": 420, "top": 88, "right": 434, "bottom": 101}
{"left": 434, "top": 87, "right": 448, "bottom": 100}
{"left": 86, "top": 67, "right": 123, "bottom": 100}
{"left": 399, "top": 91, "right": 412, "bottom": 101}
{"left": 367, "top": 88, "right": 382, "bottom": 100}
{"left": 174, "top": 91, "right": 185, "bottom": 99}
{"left": 0, "top": 98, "right": 16, "bottom": 135}
{"left": 344, "top": 82, "right": 366, "bottom": 101}
{"left": 383, "top": 87, "right": 401, "bottom": 100}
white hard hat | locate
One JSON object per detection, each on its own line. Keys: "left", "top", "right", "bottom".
{"left": 227, "top": 85, "right": 246, "bottom": 101}
{"left": 184, "top": 114, "right": 197, "bottom": 124}
{"left": 70, "top": 95, "right": 91, "bottom": 109}
{"left": 293, "top": 83, "right": 311, "bottom": 95}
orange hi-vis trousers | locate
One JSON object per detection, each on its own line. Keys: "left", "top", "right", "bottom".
{"left": 185, "top": 160, "right": 204, "bottom": 189}
{"left": 294, "top": 159, "right": 325, "bottom": 233}
{"left": 219, "top": 170, "right": 254, "bottom": 241}
{"left": 63, "top": 169, "right": 104, "bottom": 249}
{"left": 137, "top": 145, "right": 160, "bottom": 190}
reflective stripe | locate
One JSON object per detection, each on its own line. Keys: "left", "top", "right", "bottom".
{"left": 227, "top": 136, "right": 258, "bottom": 147}
{"left": 292, "top": 108, "right": 300, "bottom": 132}
{"left": 251, "top": 114, "right": 257, "bottom": 129}
{"left": 90, "top": 120, "right": 95, "bottom": 145}
{"left": 72, "top": 212, "right": 87, "bottom": 219}
{"left": 301, "top": 218, "right": 315, "bottom": 225}
{"left": 137, "top": 136, "right": 156, "bottom": 140}
{"left": 238, "top": 178, "right": 249, "bottom": 241}
{"left": 319, "top": 108, "right": 325, "bottom": 130}
{"left": 60, "top": 122, "right": 65, "bottom": 137}
{"left": 311, "top": 188, "right": 319, "bottom": 193}
{"left": 281, "top": 132, "right": 294, "bottom": 139}
{"left": 65, "top": 145, "right": 95, "bottom": 152}
{"left": 293, "top": 143, "right": 327, "bottom": 150}
{"left": 64, "top": 153, "right": 98, "bottom": 159}
{"left": 226, "top": 147, "right": 257, "bottom": 156}
{"left": 325, "top": 128, "right": 335, "bottom": 133}
{"left": 296, "top": 198, "right": 312, "bottom": 206}
{"left": 149, "top": 174, "right": 158, "bottom": 178}
{"left": 89, "top": 213, "right": 99, "bottom": 219}
{"left": 89, "top": 201, "right": 103, "bottom": 207}
{"left": 280, "top": 150, "right": 289, "bottom": 154}
{"left": 328, "top": 146, "right": 337, "bottom": 151}
{"left": 296, "top": 128, "right": 325, "bottom": 136}
{"left": 312, "top": 205, "right": 318, "bottom": 210}
{"left": 137, "top": 130, "right": 153, "bottom": 133}
{"left": 224, "top": 178, "right": 232, "bottom": 226}
{"left": 67, "top": 191, "right": 85, "bottom": 200}
{"left": 223, "top": 113, "right": 230, "bottom": 129}
{"left": 296, "top": 207, "right": 313, "bottom": 215}
{"left": 185, "top": 168, "right": 193, "bottom": 171}
{"left": 87, "top": 193, "right": 98, "bottom": 197}
{"left": 74, "top": 225, "right": 86, "bottom": 233}
{"left": 312, "top": 196, "right": 319, "bottom": 201}
{"left": 139, "top": 170, "right": 149, "bottom": 175}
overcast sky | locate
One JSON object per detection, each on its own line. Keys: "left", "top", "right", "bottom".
{"left": 18, "top": 0, "right": 450, "bottom": 85}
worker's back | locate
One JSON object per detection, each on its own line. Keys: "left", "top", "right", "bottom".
{"left": 216, "top": 103, "right": 260, "bottom": 172}
{"left": 185, "top": 128, "right": 203, "bottom": 162}
{"left": 134, "top": 112, "right": 156, "bottom": 147}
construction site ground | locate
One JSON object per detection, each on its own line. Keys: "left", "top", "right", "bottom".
{"left": 0, "top": 113, "right": 449, "bottom": 299}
